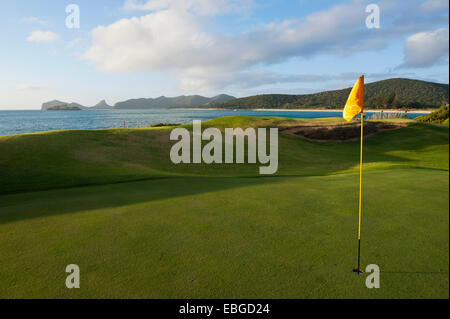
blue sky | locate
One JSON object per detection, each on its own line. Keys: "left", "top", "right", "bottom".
{"left": 0, "top": 0, "right": 448, "bottom": 109}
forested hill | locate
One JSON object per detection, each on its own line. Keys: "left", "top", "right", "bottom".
{"left": 215, "top": 78, "right": 449, "bottom": 109}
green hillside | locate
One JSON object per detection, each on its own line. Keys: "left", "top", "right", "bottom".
{"left": 216, "top": 78, "right": 449, "bottom": 109}
{"left": 0, "top": 116, "right": 448, "bottom": 298}
{"left": 113, "top": 94, "right": 236, "bottom": 109}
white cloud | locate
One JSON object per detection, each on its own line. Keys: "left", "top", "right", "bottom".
{"left": 27, "top": 30, "right": 60, "bottom": 43}
{"left": 85, "top": 3, "right": 369, "bottom": 77}
{"left": 85, "top": 11, "right": 208, "bottom": 72}
{"left": 66, "top": 37, "right": 83, "bottom": 49}
{"left": 123, "top": 0, "right": 253, "bottom": 16}
{"left": 420, "top": 0, "right": 449, "bottom": 12}
{"left": 22, "top": 16, "right": 50, "bottom": 26}
{"left": 16, "top": 84, "right": 47, "bottom": 91}
{"left": 402, "top": 28, "right": 449, "bottom": 68}
{"left": 84, "top": 0, "right": 449, "bottom": 91}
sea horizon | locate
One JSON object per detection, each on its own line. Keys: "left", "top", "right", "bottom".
{"left": 0, "top": 108, "right": 428, "bottom": 136}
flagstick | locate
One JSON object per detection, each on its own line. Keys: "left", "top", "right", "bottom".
{"left": 355, "top": 112, "right": 364, "bottom": 274}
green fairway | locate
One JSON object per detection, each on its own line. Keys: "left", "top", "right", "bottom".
{"left": 0, "top": 117, "right": 447, "bottom": 194}
{"left": 0, "top": 116, "right": 448, "bottom": 298}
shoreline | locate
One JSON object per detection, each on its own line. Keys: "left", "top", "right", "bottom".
{"left": 0, "top": 108, "right": 433, "bottom": 114}
{"left": 187, "top": 108, "right": 432, "bottom": 114}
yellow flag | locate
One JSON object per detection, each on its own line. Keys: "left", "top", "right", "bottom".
{"left": 343, "top": 76, "right": 364, "bottom": 122}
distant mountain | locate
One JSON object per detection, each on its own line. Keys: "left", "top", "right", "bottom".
{"left": 42, "top": 95, "right": 235, "bottom": 110}
{"left": 205, "top": 94, "right": 237, "bottom": 105}
{"left": 42, "top": 100, "right": 88, "bottom": 110}
{"left": 216, "top": 78, "right": 449, "bottom": 109}
{"left": 113, "top": 94, "right": 236, "bottom": 109}
{"left": 42, "top": 78, "right": 447, "bottom": 111}
{"left": 92, "top": 100, "right": 112, "bottom": 109}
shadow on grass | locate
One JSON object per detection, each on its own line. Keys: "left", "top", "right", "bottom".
{"left": 382, "top": 271, "right": 449, "bottom": 275}
{"left": 0, "top": 176, "right": 282, "bottom": 225}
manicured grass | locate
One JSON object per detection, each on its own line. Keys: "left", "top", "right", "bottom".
{"left": 0, "top": 117, "right": 448, "bottom": 193}
{"left": 0, "top": 116, "right": 448, "bottom": 298}
{"left": 0, "top": 169, "right": 448, "bottom": 298}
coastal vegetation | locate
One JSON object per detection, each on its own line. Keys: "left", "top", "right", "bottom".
{"left": 217, "top": 78, "right": 449, "bottom": 110}
{"left": 416, "top": 105, "right": 449, "bottom": 124}
{"left": 150, "top": 122, "right": 181, "bottom": 127}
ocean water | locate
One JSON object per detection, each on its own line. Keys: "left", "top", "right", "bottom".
{"left": 0, "top": 109, "right": 426, "bottom": 136}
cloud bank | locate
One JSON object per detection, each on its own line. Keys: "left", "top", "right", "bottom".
{"left": 401, "top": 28, "right": 449, "bottom": 68}
{"left": 84, "top": 0, "right": 449, "bottom": 91}
{"left": 27, "top": 30, "right": 60, "bottom": 43}
{"left": 123, "top": 0, "right": 254, "bottom": 16}
{"left": 22, "top": 16, "right": 50, "bottom": 26}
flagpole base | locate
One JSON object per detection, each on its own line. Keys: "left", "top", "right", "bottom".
{"left": 352, "top": 268, "right": 364, "bottom": 275}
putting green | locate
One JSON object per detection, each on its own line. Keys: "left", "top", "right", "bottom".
{"left": 0, "top": 117, "right": 448, "bottom": 298}
{"left": 0, "top": 169, "right": 448, "bottom": 298}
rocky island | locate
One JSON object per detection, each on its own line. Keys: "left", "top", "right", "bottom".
{"left": 46, "top": 105, "right": 82, "bottom": 111}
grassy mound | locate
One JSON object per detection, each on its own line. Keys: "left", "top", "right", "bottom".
{"left": 0, "top": 116, "right": 448, "bottom": 298}
{"left": 0, "top": 116, "right": 448, "bottom": 194}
